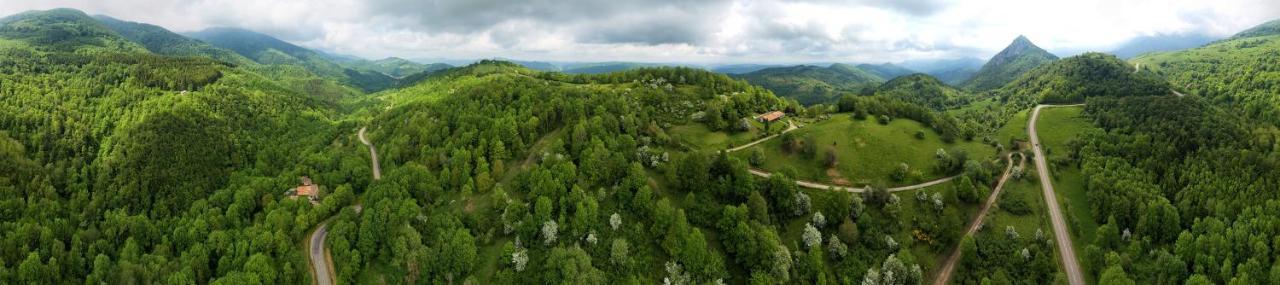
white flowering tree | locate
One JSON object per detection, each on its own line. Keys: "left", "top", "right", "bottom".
{"left": 802, "top": 223, "right": 823, "bottom": 248}
{"left": 542, "top": 220, "right": 559, "bottom": 245}
{"left": 609, "top": 213, "right": 622, "bottom": 230}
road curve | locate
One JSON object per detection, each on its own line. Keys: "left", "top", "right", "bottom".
{"left": 309, "top": 223, "right": 335, "bottom": 285}
{"left": 358, "top": 127, "right": 382, "bottom": 180}
{"left": 932, "top": 153, "right": 1024, "bottom": 285}
{"left": 1029, "top": 105, "right": 1085, "bottom": 285}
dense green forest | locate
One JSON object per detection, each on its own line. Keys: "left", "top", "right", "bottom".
{"left": 1066, "top": 96, "right": 1280, "bottom": 284}
{"left": 3, "top": 6, "right": 1280, "bottom": 285}
{"left": 0, "top": 9, "right": 368, "bottom": 284}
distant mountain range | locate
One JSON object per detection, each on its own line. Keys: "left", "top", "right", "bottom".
{"left": 1108, "top": 33, "right": 1217, "bottom": 59}
{"left": 734, "top": 63, "right": 884, "bottom": 105}
{"left": 898, "top": 57, "right": 984, "bottom": 85}
{"left": 856, "top": 63, "right": 916, "bottom": 80}
{"left": 963, "top": 35, "right": 1059, "bottom": 91}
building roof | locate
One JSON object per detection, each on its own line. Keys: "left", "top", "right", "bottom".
{"left": 758, "top": 111, "right": 785, "bottom": 122}
{"left": 296, "top": 184, "right": 318, "bottom": 196}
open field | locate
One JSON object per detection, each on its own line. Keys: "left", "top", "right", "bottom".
{"left": 733, "top": 114, "right": 995, "bottom": 186}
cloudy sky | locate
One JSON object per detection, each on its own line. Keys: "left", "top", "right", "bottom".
{"left": 3, "top": 0, "right": 1279, "bottom": 64}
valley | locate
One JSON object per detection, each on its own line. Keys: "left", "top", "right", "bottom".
{"left": 0, "top": 4, "right": 1278, "bottom": 285}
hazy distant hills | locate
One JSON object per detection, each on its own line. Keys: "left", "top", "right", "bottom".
{"left": 323, "top": 54, "right": 453, "bottom": 78}
{"left": 735, "top": 63, "right": 884, "bottom": 105}
{"left": 963, "top": 36, "right": 1059, "bottom": 91}
{"left": 1227, "top": 19, "right": 1280, "bottom": 40}
{"left": 1108, "top": 33, "right": 1217, "bottom": 59}
{"left": 856, "top": 63, "right": 917, "bottom": 80}
{"left": 899, "top": 57, "right": 984, "bottom": 85}
{"left": 711, "top": 64, "right": 785, "bottom": 74}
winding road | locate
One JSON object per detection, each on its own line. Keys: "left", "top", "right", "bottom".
{"left": 932, "top": 152, "right": 1025, "bottom": 285}
{"left": 308, "top": 127, "right": 382, "bottom": 285}
{"left": 358, "top": 127, "right": 382, "bottom": 180}
{"left": 1029, "top": 104, "right": 1085, "bottom": 285}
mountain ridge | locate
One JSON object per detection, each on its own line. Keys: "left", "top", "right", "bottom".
{"left": 963, "top": 35, "right": 1059, "bottom": 91}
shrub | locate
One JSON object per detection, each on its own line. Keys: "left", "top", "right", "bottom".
{"left": 891, "top": 163, "right": 910, "bottom": 182}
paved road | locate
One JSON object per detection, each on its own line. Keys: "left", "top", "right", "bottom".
{"left": 309, "top": 223, "right": 335, "bottom": 285}
{"left": 1029, "top": 105, "right": 1085, "bottom": 285}
{"left": 358, "top": 127, "right": 382, "bottom": 180}
{"left": 726, "top": 120, "right": 799, "bottom": 152}
{"left": 1171, "top": 89, "right": 1185, "bottom": 97}
{"left": 932, "top": 153, "right": 1024, "bottom": 285}
{"left": 308, "top": 127, "right": 382, "bottom": 285}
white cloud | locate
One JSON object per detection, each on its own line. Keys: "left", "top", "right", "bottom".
{"left": 2, "top": 0, "right": 1277, "bottom": 63}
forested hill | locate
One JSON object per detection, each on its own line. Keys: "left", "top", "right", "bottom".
{"left": 0, "top": 8, "right": 372, "bottom": 284}
{"left": 857, "top": 63, "right": 917, "bottom": 80}
{"left": 997, "top": 52, "right": 1168, "bottom": 107}
{"left": 963, "top": 35, "right": 1059, "bottom": 91}
{"left": 94, "top": 15, "right": 256, "bottom": 66}
{"left": 324, "top": 55, "right": 453, "bottom": 78}
{"left": 873, "top": 73, "right": 967, "bottom": 110}
{"left": 0, "top": 8, "right": 147, "bottom": 53}
{"left": 1227, "top": 19, "right": 1280, "bottom": 40}
{"left": 187, "top": 27, "right": 401, "bottom": 92}
{"left": 339, "top": 60, "right": 800, "bottom": 283}
{"left": 1132, "top": 19, "right": 1280, "bottom": 126}
{"left": 736, "top": 63, "right": 884, "bottom": 105}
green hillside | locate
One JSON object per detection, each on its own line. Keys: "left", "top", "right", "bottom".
{"left": 1226, "top": 19, "right": 1280, "bottom": 40}
{"left": 0, "top": 8, "right": 370, "bottom": 285}
{"left": 737, "top": 63, "right": 884, "bottom": 105}
{"left": 94, "top": 15, "right": 255, "bottom": 66}
{"left": 1132, "top": 22, "right": 1280, "bottom": 125}
{"left": 0, "top": 8, "right": 144, "bottom": 52}
{"left": 998, "top": 52, "right": 1169, "bottom": 106}
{"left": 327, "top": 55, "right": 452, "bottom": 78}
{"left": 188, "top": 27, "right": 398, "bottom": 92}
{"left": 874, "top": 73, "right": 967, "bottom": 110}
{"left": 963, "top": 36, "right": 1059, "bottom": 91}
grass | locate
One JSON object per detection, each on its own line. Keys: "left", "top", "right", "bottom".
{"left": 988, "top": 178, "right": 1050, "bottom": 236}
{"left": 993, "top": 109, "right": 1031, "bottom": 149}
{"left": 669, "top": 119, "right": 788, "bottom": 151}
{"left": 733, "top": 114, "right": 995, "bottom": 186}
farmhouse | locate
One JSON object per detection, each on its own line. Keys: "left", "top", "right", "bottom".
{"left": 288, "top": 176, "right": 320, "bottom": 204}
{"left": 757, "top": 111, "right": 785, "bottom": 123}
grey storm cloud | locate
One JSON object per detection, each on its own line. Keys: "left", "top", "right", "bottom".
{"left": 5, "top": 0, "right": 1280, "bottom": 63}
{"left": 784, "top": 0, "right": 950, "bottom": 16}
{"left": 363, "top": 0, "right": 733, "bottom": 45}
